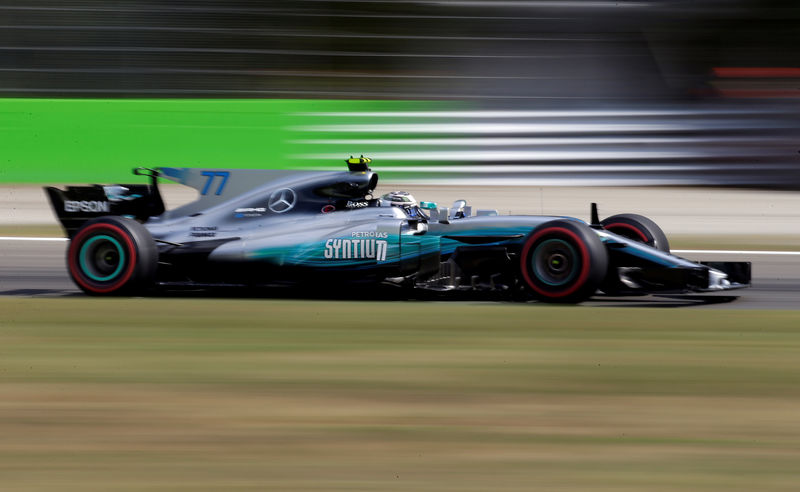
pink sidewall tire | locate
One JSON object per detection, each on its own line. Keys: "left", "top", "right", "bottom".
{"left": 601, "top": 213, "right": 670, "bottom": 253}
{"left": 519, "top": 219, "right": 608, "bottom": 303}
{"left": 67, "top": 216, "right": 157, "bottom": 296}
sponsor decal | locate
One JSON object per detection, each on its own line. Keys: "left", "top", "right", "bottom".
{"left": 324, "top": 238, "right": 387, "bottom": 262}
{"left": 234, "top": 207, "right": 266, "bottom": 218}
{"left": 268, "top": 188, "right": 296, "bottom": 213}
{"left": 190, "top": 226, "right": 217, "bottom": 238}
{"left": 321, "top": 204, "right": 336, "bottom": 213}
{"left": 200, "top": 171, "right": 230, "bottom": 196}
{"left": 352, "top": 231, "right": 388, "bottom": 239}
{"left": 64, "top": 200, "right": 110, "bottom": 213}
{"left": 345, "top": 200, "right": 369, "bottom": 209}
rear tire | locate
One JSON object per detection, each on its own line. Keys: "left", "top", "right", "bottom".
{"left": 601, "top": 213, "right": 670, "bottom": 252}
{"left": 67, "top": 216, "right": 157, "bottom": 295}
{"left": 519, "top": 219, "right": 608, "bottom": 303}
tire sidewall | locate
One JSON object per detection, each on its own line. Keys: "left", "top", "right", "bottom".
{"left": 519, "top": 220, "right": 608, "bottom": 302}
{"left": 68, "top": 217, "right": 156, "bottom": 295}
{"left": 600, "top": 213, "right": 670, "bottom": 253}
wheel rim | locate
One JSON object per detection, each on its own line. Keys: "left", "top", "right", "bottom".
{"left": 79, "top": 235, "right": 126, "bottom": 282}
{"left": 531, "top": 239, "right": 578, "bottom": 286}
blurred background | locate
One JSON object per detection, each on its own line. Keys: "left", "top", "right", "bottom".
{"left": 5, "top": 5, "right": 800, "bottom": 491}
{"left": 1, "top": 0, "right": 800, "bottom": 185}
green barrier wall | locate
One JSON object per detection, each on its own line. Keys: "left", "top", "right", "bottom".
{"left": 0, "top": 98, "right": 449, "bottom": 183}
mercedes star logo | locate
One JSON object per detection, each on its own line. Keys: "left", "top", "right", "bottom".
{"left": 268, "top": 188, "right": 297, "bottom": 213}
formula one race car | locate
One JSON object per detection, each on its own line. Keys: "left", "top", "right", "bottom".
{"left": 45, "top": 157, "right": 750, "bottom": 303}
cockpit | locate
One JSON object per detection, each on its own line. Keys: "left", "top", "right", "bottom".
{"left": 379, "top": 191, "right": 429, "bottom": 220}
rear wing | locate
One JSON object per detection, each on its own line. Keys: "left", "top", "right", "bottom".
{"left": 44, "top": 168, "right": 165, "bottom": 238}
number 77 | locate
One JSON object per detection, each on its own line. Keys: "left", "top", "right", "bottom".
{"left": 200, "top": 171, "right": 230, "bottom": 195}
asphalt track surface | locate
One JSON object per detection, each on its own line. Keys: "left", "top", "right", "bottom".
{"left": 2, "top": 238, "right": 798, "bottom": 309}
{"left": 3, "top": 185, "right": 800, "bottom": 308}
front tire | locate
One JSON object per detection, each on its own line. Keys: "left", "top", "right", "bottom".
{"left": 601, "top": 213, "right": 670, "bottom": 252}
{"left": 519, "top": 219, "right": 608, "bottom": 303}
{"left": 67, "top": 216, "right": 157, "bottom": 295}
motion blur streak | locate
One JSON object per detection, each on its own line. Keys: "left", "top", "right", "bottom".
{"left": 429, "top": 1, "right": 651, "bottom": 7}
{"left": 2, "top": 0, "right": 800, "bottom": 187}
{"left": 714, "top": 68, "right": 800, "bottom": 78}
{"left": 0, "top": 0, "right": 796, "bottom": 101}
{"left": 299, "top": 137, "right": 783, "bottom": 146}
{"left": 300, "top": 123, "right": 691, "bottom": 133}
{"left": 294, "top": 105, "right": 800, "bottom": 187}
{"left": 299, "top": 109, "right": 782, "bottom": 117}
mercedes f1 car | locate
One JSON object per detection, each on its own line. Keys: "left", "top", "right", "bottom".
{"left": 45, "top": 157, "right": 750, "bottom": 303}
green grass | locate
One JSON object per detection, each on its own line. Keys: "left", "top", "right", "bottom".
{"left": 2, "top": 298, "right": 800, "bottom": 491}
{"left": 0, "top": 98, "right": 451, "bottom": 183}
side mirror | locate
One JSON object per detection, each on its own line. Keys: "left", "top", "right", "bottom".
{"left": 407, "top": 219, "right": 428, "bottom": 235}
{"left": 449, "top": 199, "right": 468, "bottom": 220}
{"left": 420, "top": 201, "right": 437, "bottom": 210}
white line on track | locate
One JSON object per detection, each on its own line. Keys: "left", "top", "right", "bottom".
{"left": 0, "top": 236, "right": 67, "bottom": 242}
{"left": 1, "top": 237, "right": 798, "bottom": 256}
{"left": 672, "top": 249, "right": 800, "bottom": 256}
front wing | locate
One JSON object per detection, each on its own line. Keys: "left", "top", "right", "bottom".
{"left": 615, "top": 261, "right": 750, "bottom": 293}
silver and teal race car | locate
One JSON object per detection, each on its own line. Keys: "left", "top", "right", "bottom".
{"left": 45, "top": 157, "right": 750, "bottom": 302}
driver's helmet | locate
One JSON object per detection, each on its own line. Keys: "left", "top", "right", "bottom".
{"left": 379, "top": 191, "right": 418, "bottom": 209}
